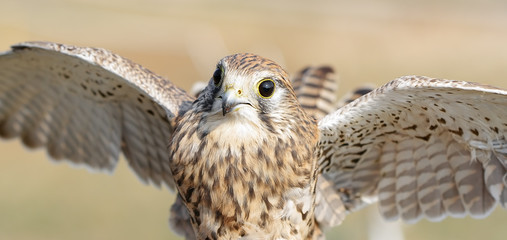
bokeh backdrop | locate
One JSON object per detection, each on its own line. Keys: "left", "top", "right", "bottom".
{"left": 1, "top": 0, "right": 507, "bottom": 239}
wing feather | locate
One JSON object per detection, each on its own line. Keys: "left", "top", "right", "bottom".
{"left": 291, "top": 66, "right": 337, "bottom": 120}
{"left": 377, "top": 141, "right": 399, "bottom": 219}
{"left": 394, "top": 139, "right": 421, "bottom": 222}
{"left": 0, "top": 41, "right": 194, "bottom": 189}
{"left": 414, "top": 140, "right": 444, "bottom": 220}
{"left": 317, "top": 76, "right": 507, "bottom": 227}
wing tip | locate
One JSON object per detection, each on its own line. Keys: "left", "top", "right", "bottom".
{"left": 10, "top": 41, "right": 90, "bottom": 55}
{"left": 11, "top": 41, "right": 58, "bottom": 51}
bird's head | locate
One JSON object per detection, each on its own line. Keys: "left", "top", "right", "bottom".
{"left": 201, "top": 53, "right": 298, "bottom": 119}
{"left": 191, "top": 53, "right": 314, "bottom": 143}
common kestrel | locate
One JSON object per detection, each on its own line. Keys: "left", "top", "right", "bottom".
{"left": 1, "top": 42, "right": 506, "bottom": 239}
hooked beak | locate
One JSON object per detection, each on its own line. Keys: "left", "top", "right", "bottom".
{"left": 221, "top": 87, "right": 251, "bottom": 116}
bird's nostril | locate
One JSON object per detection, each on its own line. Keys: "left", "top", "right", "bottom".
{"left": 237, "top": 89, "right": 242, "bottom": 95}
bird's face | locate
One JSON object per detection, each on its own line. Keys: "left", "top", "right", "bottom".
{"left": 217, "top": 67, "right": 276, "bottom": 117}
{"left": 192, "top": 53, "right": 302, "bottom": 142}
{"left": 205, "top": 53, "right": 295, "bottom": 120}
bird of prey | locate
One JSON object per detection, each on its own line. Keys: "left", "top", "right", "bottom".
{"left": 1, "top": 42, "right": 507, "bottom": 239}
{"left": 174, "top": 64, "right": 342, "bottom": 239}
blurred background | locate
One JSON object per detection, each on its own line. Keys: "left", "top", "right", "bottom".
{"left": 1, "top": 0, "right": 507, "bottom": 239}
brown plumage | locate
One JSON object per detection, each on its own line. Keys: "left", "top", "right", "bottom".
{"left": 1, "top": 42, "right": 507, "bottom": 239}
{"left": 169, "top": 53, "right": 320, "bottom": 239}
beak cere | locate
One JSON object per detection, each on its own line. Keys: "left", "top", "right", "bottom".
{"left": 221, "top": 87, "right": 248, "bottom": 116}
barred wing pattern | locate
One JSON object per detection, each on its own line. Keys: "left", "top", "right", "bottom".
{"left": 291, "top": 66, "right": 338, "bottom": 120}
{"left": 317, "top": 76, "right": 507, "bottom": 227}
{"left": 0, "top": 42, "right": 194, "bottom": 189}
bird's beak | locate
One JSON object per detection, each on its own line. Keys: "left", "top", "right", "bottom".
{"left": 221, "top": 86, "right": 249, "bottom": 116}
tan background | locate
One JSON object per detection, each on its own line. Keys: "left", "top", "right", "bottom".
{"left": 1, "top": 0, "right": 507, "bottom": 239}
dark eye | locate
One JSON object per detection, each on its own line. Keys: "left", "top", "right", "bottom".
{"left": 257, "top": 79, "right": 275, "bottom": 98}
{"left": 213, "top": 67, "right": 222, "bottom": 86}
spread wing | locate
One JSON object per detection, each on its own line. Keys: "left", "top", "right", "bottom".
{"left": 316, "top": 75, "right": 507, "bottom": 228}
{"left": 0, "top": 41, "right": 194, "bottom": 189}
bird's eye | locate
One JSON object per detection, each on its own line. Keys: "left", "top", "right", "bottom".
{"left": 213, "top": 67, "right": 223, "bottom": 86}
{"left": 257, "top": 79, "right": 275, "bottom": 98}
